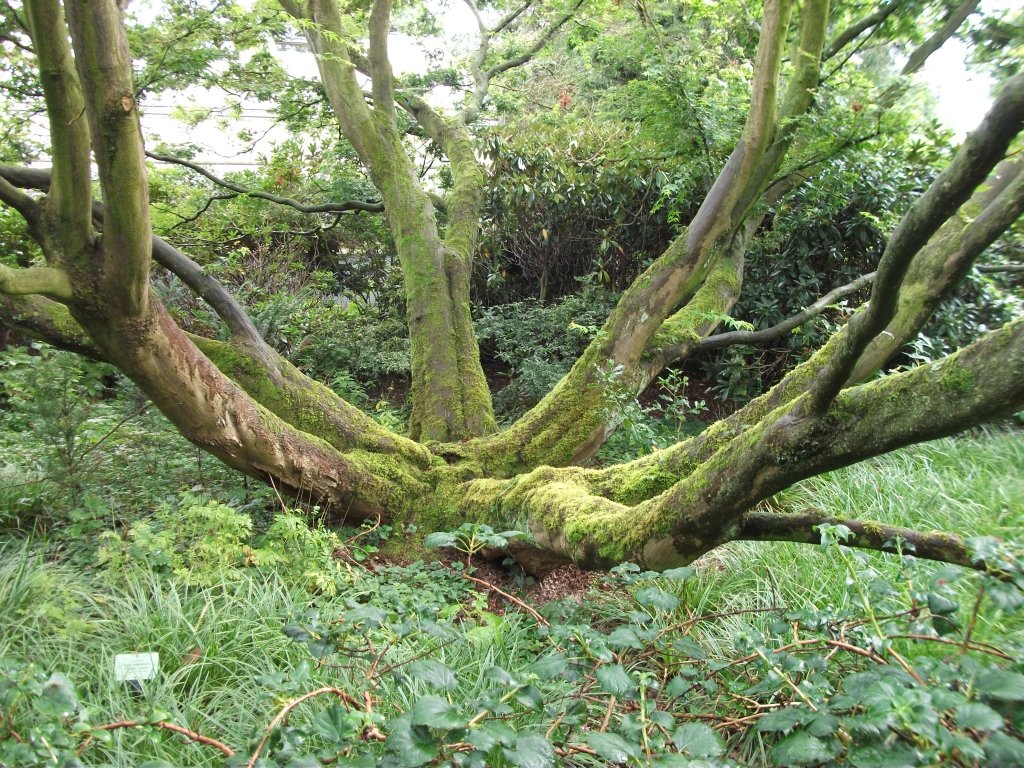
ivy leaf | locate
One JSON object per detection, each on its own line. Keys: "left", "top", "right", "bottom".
{"left": 528, "top": 654, "right": 568, "bottom": 680}
{"left": 285, "top": 757, "right": 324, "bottom": 768}
{"left": 585, "top": 732, "right": 640, "bottom": 764}
{"left": 975, "top": 671, "right": 1024, "bottom": 702}
{"left": 769, "top": 731, "right": 835, "bottom": 765}
{"left": 406, "top": 660, "right": 458, "bottom": 691}
{"left": 595, "top": 664, "right": 636, "bottom": 697}
{"left": 504, "top": 733, "right": 555, "bottom": 768}
{"left": 954, "top": 702, "right": 1004, "bottom": 731}
{"left": 411, "top": 696, "right": 465, "bottom": 729}
{"left": 671, "top": 723, "right": 724, "bottom": 757}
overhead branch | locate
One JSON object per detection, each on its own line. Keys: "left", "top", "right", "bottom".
{"left": 0, "top": 173, "right": 42, "bottom": 226}
{"left": 451, "top": 0, "right": 584, "bottom": 123}
{"left": 0, "top": 263, "right": 73, "bottom": 300}
{"left": 146, "top": 151, "right": 384, "bottom": 214}
{"left": 901, "top": 0, "right": 980, "bottom": 76}
{"left": 695, "top": 271, "right": 875, "bottom": 352}
{"left": 824, "top": 0, "right": 904, "bottom": 61}
{"left": 737, "top": 509, "right": 980, "bottom": 569}
{"left": 803, "top": 73, "right": 1024, "bottom": 414}
{"left": 484, "top": 0, "right": 586, "bottom": 81}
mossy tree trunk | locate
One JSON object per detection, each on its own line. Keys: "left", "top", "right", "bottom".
{"left": 1, "top": 0, "right": 1022, "bottom": 573}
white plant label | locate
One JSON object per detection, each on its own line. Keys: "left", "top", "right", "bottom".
{"left": 114, "top": 652, "right": 159, "bottom": 682}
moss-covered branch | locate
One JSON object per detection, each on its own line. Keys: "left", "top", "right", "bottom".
{"left": 0, "top": 263, "right": 73, "bottom": 300}
{"left": 737, "top": 509, "right": 979, "bottom": 569}
{"left": 0, "top": 293, "right": 101, "bottom": 358}
{"left": 804, "top": 73, "right": 1024, "bottom": 414}
{"left": 23, "top": 0, "right": 93, "bottom": 250}
{"left": 65, "top": 0, "right": 153, "bottom": 317}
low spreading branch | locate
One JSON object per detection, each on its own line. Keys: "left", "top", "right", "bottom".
{"left": 737, "top": 508, "right": 978, "bottom": 568}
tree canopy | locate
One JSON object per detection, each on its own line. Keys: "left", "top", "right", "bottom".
{"left": 0, "top": 0, "right": 1022, "bottom": 573}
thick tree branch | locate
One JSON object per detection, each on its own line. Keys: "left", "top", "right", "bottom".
{"left": 695, "top": 271, "right": 875, "bottom": 352}
{"left": 0, "top": 174, "right": 41, "bottom": 226}
{"left": 484, "top": 0, "right": 585, "bottom": 81}
{"left": 901, "top": 0, "right": 980, "bottom": 76}
{"left": 803, "top": 73, "right": 1024, "bottom": 414}
{"left": 737, "top": 509, "right": 979, "bottom": 569}
{"left": 368, "top": 0, "right": 396, "bottom": 126}
{"left": 0, "top": 263, "right": 73, "bottom": 300}
{"left": 849, "top": 156, "right": 1024, "bottom": 382}
{"left": 146, "top": 151, "right": 384, "bottom": 214}
{"left": 977, "top": 264, "right": 1024, "bottom": 274}
{"left": 0, "top": 293, "right": 103, "bottom": 358}
{"left": 65, "top": 0, "right": 152, "bottom": 316}
{"left": 23, "top": 0, "right": 92, "bottom": 248}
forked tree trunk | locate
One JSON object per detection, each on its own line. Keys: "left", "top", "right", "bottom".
{"left": 1, "top": 0, "right": 1022, "bottom": 575}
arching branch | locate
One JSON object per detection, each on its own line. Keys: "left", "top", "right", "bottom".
{"left": 694, "top": 271, "right": 875, "bottom": 352}
{"left": 824, "top": 0, "right": 905, "bottom": 61}
{"left": 146, "top": 151, "right": 384, "bottom": 214}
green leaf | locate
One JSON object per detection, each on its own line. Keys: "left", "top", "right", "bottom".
{"left": 671, "top": 723, "right": 724, "bottom": 757}
{"left": 411, "top": 695, "right": 465, "bottom": 729}
{"left": 406, "top": 660, "right": 458, "bottom": 691}
{"left": 976, "top": 671, "right": 1024, "bottom": 701}
{"left": 984, "top": 732, "right": 1024, "bottom": 765}
{"left": 756, "top": 706, "right": 805, "bottom": 733}
{"left": 954, "top": 702, "right": 1004, "bottom": 731}
{"left": 467, "top": 721, "right": 518, "bottom": 752}
{"left": 769, "top": 731, "right": 835, "bottom": 765}
{"left": 529, "top": 654, "right": 568, "bottom": 680}
{"left": 847, "top": 743, "right": 922, "bottom": 768}
{"left": 385, "top": 716, "right": 438, "bottom": 767}
{"left": 314, "top": 704, "right": 355, "bottom": 742}
{"left": 35, "top": 673, "right": 78, "bottom": 718}
{"left": 513, "top": 684, "right": 544, "bottom": 710}
{"left": 634, "top": 586, "right": 679, "bottom": 612}
{"left": 595, "top": 664, "right": 636, "bottom": 697}
{"left": 927, "top": 593, "right": 958, "bottom": 615}
{"left": 660, "top": 567, "right": 695, "bottom": 581}
{"left": 286, "top": 757, "right": 324, "bottom": 768}
{"left": 504, "top": 734, "right": 555, "bottom": 768}
{"left": 423, "top": 532, "right": 457, "bottom": 549}
{"left": 585, "top": 732, "right": 640, "bottom": 764}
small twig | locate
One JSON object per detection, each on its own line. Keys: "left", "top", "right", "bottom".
{"left": 599, "top": 695, "right": 616, "bottom": 732}
{"left": 462, "top": 573, "right": 549, "bottom": 626}
{"left": 961, "top": 583, "right": 986, "bottom": 655}
{"left": 247, "top": 687, "right": 363, "bottom": 767}
{"left": 80, "top": 720, "right": 235, "bottom": 757}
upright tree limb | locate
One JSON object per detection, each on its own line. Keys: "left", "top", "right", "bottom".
{"left": 65, "top": 0, "right": 151, "bottom": 316}
{"left": 23, "top": 0, "right": 92, "bottom": 251}
{"left": 368, "top": 0, "right": 396, "bottom": 127}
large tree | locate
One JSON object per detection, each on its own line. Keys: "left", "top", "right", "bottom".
{"left": 0, "top": 0, "right": 1021, "bottom": 573}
